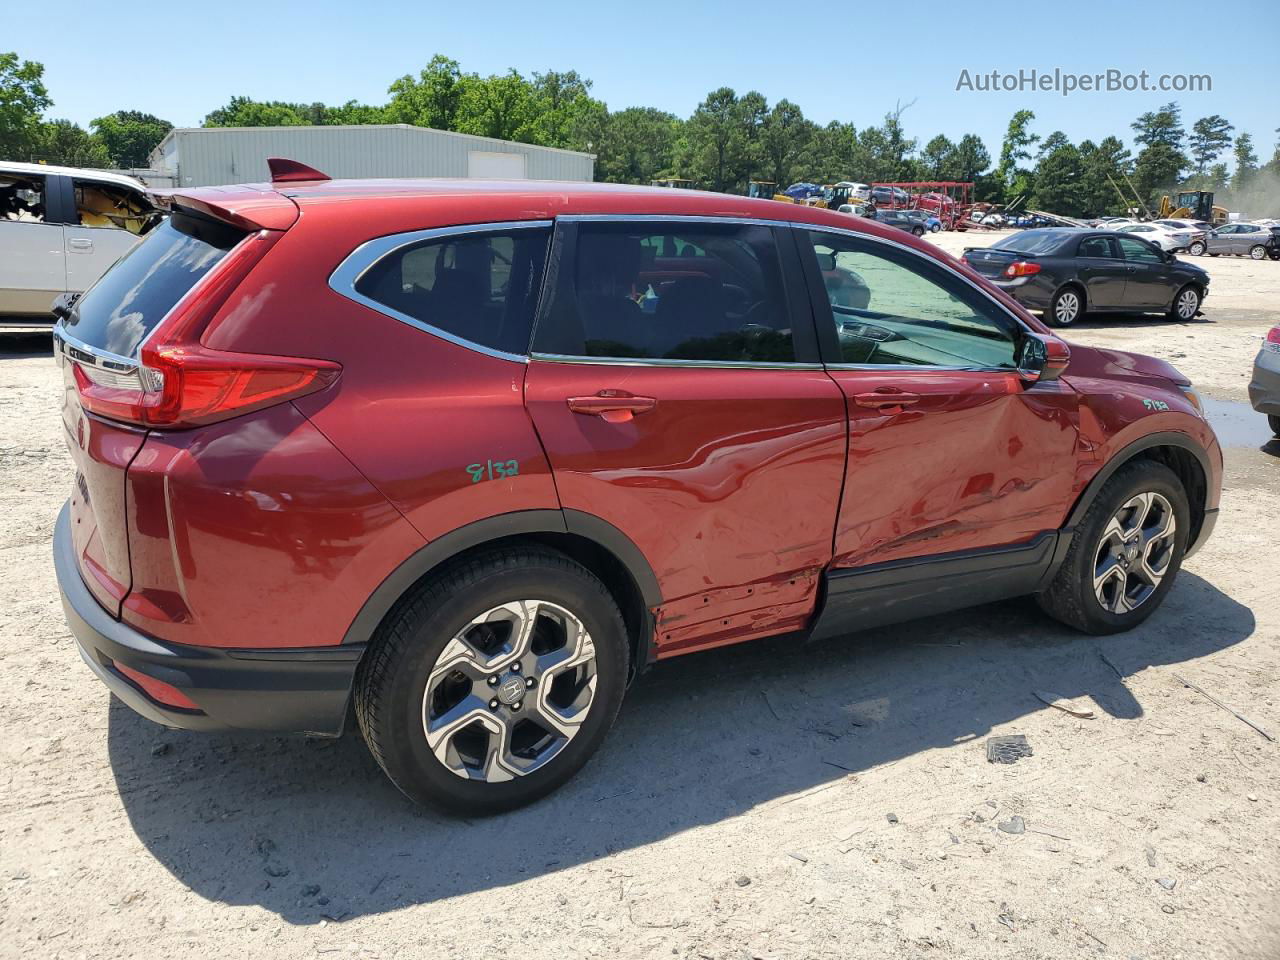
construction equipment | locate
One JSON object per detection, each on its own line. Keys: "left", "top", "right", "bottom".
{"left": 651, "top": 178, "right": 695, "bottom": 189}
{"left": 747, "top": 181, "right": 791, "bottom": 202}
{"left": 1159, "top": 191, "right": 1229, "bottom": 225}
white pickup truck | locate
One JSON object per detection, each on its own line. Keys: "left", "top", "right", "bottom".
{"left": 1, "top": 162, "right": 161, "bottom": 326}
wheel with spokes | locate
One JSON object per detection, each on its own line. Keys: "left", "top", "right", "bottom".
{"left": 1048, "top": 286, "right": 1083, "bottom": 327}
{"left": 1037, "top": 461, "right": 1190, "bottom": 634}
{"left": 355, "top": 547, "right": 627, "bottom": 813}
{"left": 1169, "top": 285, "right": 1200, "bottom": 321}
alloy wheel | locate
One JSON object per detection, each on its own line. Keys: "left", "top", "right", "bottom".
{"left": 422, "top": 600, "right": 598, "bottom": 782}
{"left": 1250, "top": 245, "right": 1266, "bottom": 260}
{"left": 1055, "top": 291, "right": 1080, "bottom": 325}
{"left": 1093, "top": 492, "right": 1177, "bottom": 614}
{"left": 1175, "top": 288, "right": 1199, "bottom": 319}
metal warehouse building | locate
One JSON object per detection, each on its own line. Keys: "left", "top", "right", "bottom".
{"left": 148, "top": 124, "right": 595, "bottom": 187}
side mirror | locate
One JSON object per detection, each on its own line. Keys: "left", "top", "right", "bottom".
{"left": 1018, "top": 332, "right": 1071, "bottom": 383}
{"left": 51, "top": 292, "right": 80, "bottom": 322}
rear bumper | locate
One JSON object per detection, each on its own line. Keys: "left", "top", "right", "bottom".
{"left": 1248, "top": 349, "right": 1280, "bottom": 416}
{"left": 55, "top": 502, "right": 363, "bottom": 736}
{"left": 988, "top": 277, "right": 1053, "bottom": 310}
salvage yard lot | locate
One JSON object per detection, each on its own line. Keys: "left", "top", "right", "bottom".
{"left": 1, "top": 237, "right": 1277, "bottom": 960}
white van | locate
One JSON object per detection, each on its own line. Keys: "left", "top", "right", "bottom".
{"left": 1, "top": 162, "right": 160, "bottom": 324}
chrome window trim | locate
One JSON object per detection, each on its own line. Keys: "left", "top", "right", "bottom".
{"left": 328, "top": 220, "right": 554, "bottom": 364}
{"left": 556, "top": 213, "right": 791, "bottom": 228}
{"left": 823, "top": 362, "right": 1017, "bottom": 373}
{"left": 53, "top": 324, "right": 139, "bottom": 372}
{"left": 530, "top": 352, "right": 824, "bottom": 371}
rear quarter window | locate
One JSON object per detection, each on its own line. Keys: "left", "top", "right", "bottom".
{"left": 352, "top": 227, "right": 550, "bottom": 357}
{"left": 61, "top": 212, "right": 244, "bottom": 358}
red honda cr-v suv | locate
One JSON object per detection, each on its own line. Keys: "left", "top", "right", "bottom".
{"left": 53, "top": 160, "right": 1221, "bottom": 812}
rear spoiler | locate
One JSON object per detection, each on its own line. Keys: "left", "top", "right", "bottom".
{"left": 147, "top": 184, "right": 300, "bottom": 231}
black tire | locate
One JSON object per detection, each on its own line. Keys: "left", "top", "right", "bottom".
{"left": 1047, "top": 285, "right": 1084, "bottom": 327}
{"left": 1187, "top": 240, "right": 1206, "bottom": 256}
{"left": 1269, "top": 414, "right": 1280, "bottom": 438}
{"left": 911, "top": 225, "right": 925, "bottom": 236}
{"left": 1249, "top": 244, "right": 1267, "bottom": 261}
{"left": 1037, "top": 460, "right": 1190, "bottom": 635}
{"left": 1208, "top": 252, "right": 1219, "bottom": 257}
{"left": 1169, "top": 284, "right": 1201, "bottom": 321}
{"left": 354, "top": 546, "right": 628, "bottom": 814}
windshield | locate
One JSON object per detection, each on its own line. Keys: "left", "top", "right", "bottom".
{"left": 61, "top": 213, "right": 245, "bottom": 358}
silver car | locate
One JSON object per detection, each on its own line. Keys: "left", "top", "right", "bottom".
{"left": 1249, "top": 326, "right": 1280, "bottom": 437}
{"left": 1205, "top": 223, "right": 1280, "bottom": 260}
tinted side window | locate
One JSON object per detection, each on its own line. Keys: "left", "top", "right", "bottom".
{"left": 533, "top": 222, "right": 795, "bottom": 363}
{"left": 807, "top": 231, "right": 1018, "bottom": 369}
{"left": 355, "top": 228, "right": 549, "bottom": 356}
{"left": 1078, "top": 236, "right": 1115, "bottom": 258}
{"left": 1116, "top": 236, "right": 1162, "bottom": 263}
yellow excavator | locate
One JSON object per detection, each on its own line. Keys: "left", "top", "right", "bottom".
{"left": 747, "top": 180, "right": 792, "bottom": 202}
{"left": 1158, "top": 191, "right": 1229, "bottom": 225}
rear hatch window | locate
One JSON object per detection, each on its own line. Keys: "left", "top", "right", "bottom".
{"left": 61, "top": 212, "right": 245, "bottom": 358}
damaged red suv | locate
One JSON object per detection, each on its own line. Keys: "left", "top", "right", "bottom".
{"left": 54, "top": 161, "right": 1221, "bottom": 812}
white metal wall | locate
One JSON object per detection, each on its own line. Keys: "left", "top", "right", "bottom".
{"left": 152, "top": 125, "right": 594, "bottom": 187}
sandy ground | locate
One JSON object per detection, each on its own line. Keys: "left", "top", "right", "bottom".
{"left": 1, "top": 237, "right": 1278, "bottom": 960}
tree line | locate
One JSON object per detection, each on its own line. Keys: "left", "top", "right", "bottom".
{"left": 3, "top": 50, "right": 1277, "bottom": 217}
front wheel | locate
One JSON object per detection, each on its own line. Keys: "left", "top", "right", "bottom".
{"left": 1170, "top": 284, "right": 1200, "bottom": 321}
{"left": 1048, "top": 286, "right": 1083, "bottom": 327}
{"left": 1250, "top": 244, "right": 1267, "bottom": 260}
{"left": 930, "top": 223, "right": 942, "bottom": 233}
{"left": 1269, "top": 414, "right": 1280, "bottom": 438}
{"left": 355, "top": 547, "right": 629, "bottom": 813}
{"left": 1037, "top": 460, "right": 1190, "bottom": 635}
{"left": 1187, "top": 240, "right": 1206, "bottom": 256}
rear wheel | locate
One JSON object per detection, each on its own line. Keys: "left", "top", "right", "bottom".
{"left": 355, "top": 547, "right": 628, "bottom": 813}
{"left": 1048, "top": 286, "right": 1083, "bottom": 327}
{"left": 1037, "top": 461, "right": 1189, "bottom": 635}
{"left": 1250, "top": 244, "right": 1267, "bottom": 260}
{"left": 1170, "top": 284, "right": 1200, "bottom": 321}
{"left": 911, "top": 225, "right": 925, "bottom": 237}
{"left": 1187, "top": 240, "right": 1206, "bottom": 256}
{"left": 1269, "top": 414, "right": 1280, "bottom": 438}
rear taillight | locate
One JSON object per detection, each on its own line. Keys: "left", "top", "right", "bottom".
{"left": 73, "top": 230, "right": 340, "bottom": 429}
{"left": 1266, "top": 327, "right": 1280, "bottom": 352}
{"left": 1003, "top": 261, "right": 1042, "bottom": 278}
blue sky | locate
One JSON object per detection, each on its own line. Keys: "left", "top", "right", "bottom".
{"left": 15, "top": 0, "right": 1278, "bottom": 165}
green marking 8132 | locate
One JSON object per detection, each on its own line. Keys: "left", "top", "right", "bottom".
{"left": 466, "top": 460, "right": 520, "bottom": 484}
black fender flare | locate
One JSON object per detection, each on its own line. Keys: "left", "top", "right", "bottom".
{"left": 1046, "top": 430, "right": 1214, "bottom": 581}
{"left": 341, "top": 509, "right": 662, "bottom": 646}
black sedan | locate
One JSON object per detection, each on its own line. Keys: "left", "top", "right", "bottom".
{"left": 872, "top": 208, "right": 927, "bottom": 236}
{"left": 961, "top": 229, "right": 1210, "bottom": 327}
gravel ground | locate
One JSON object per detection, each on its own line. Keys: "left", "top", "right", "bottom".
{"left": 1, "top": 235, "right": 1277, "bottom": 960}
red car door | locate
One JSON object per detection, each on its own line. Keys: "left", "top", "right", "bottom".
{"left": 524, "top": 217, "right": 847, "bottom": 658}
{"left": 794, "top": 227, "right": 1081, "bottom": 638}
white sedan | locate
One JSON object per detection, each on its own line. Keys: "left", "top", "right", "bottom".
{"left": 1114, "top": 222, "right": 1196, "bottom": 253}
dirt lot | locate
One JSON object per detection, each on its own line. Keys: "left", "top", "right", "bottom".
{"left": 2, "top": 235, "right": 1277, "bottom": 960}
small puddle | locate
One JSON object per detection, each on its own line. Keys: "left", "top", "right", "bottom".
{"left": 1202, "top": 397, "right": 1275, "bottom": 449}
